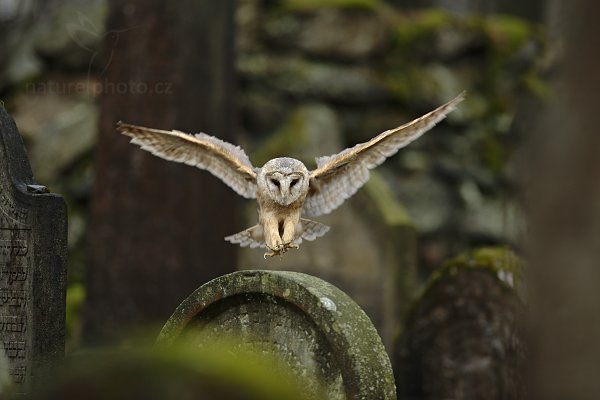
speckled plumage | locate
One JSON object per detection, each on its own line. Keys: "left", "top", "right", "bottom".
{"left": 118, "top": 92, "right": 464, "bottom": 257}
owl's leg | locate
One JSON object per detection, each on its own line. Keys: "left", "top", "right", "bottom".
{"left": 263, "top": 215, "right": 284, "bottom": 256}
{"left": 281, "top": 216, "right": 300, "bottom": 251}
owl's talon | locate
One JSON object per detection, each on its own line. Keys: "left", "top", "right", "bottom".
{"left": 269, "top": 239, "right": 284, "bottom": 252}
{"left": 264, "top": 242, "right": 297, "bottom": 257}
{"left": 264, "top": 250, "right": 277, "bottom": 258}
{"left": 264, "top": 242, "right": 284, "bottom": 258}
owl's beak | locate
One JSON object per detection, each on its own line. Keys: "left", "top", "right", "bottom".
{"left": 280, "top": 181, "right": 291, "bottom": 200}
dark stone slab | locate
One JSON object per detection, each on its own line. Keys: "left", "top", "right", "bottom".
{"left": 394, "top": 248, "right": 524, "bottom": 400}
{"left": 158, "top": 270, "right": 396, "bottom": 400}
{"left": 0, "top": 106, "right": 67, "bottom": 394}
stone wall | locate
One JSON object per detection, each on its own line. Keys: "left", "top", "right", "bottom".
{"left": 0, "top": 0, "right": 547, "bottom": 347}
{"left": 234, "top": 0, "right": 546, "bottom": 274}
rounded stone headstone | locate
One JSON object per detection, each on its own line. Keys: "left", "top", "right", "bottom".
{"left": 394, "top": 248, "right": 524, "bottom": 400}
{"left": 158, "top": 270, "right": 396, "bottom": 400}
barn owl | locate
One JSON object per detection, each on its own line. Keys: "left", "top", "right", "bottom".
{"left": 118, "top": 92, "right": 464, "bottom": 257}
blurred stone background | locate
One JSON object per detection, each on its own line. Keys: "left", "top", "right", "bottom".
{"left": 0, "top": 0, "right": 548, "bottom": 349}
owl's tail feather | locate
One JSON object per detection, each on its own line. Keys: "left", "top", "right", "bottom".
{"left": 225, "top": 219, "right": 330, "bottom": 248}
{"left": 224, "top": 225, "right": 265, "bottom": 248}
{"left": 295, "top": 218, "right": 330, "bottom": 243}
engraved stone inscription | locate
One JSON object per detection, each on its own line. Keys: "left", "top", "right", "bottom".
{"left": 158, "top": 270, "right": 397, "bottom": 400}
{"left": 0, "top": 193, "right": 28, "bottom": 225}
{"left": 0, "top": 211, "right": 32, "bottom": 392}
{"left": 0, "top": 289, "right": 27, "bottom": 307}
{"left": 3, "top": 340, "right": 26, "bottom": 358}
{"left": 0, "top": 107, "right": 80, "bottom": 394}
{"left": 188, "top": 294, "right": 344, "bottom": 397}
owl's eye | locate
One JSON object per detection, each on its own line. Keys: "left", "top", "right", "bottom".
{"left": 270, "top": 178, "right": 280, "bottom": 187}
{"left": 290, "top": 178, "right": 300, "bottom": 188}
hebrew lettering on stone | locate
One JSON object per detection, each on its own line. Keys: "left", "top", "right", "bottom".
{"left": 0, "top": 106, "right": 67, "bottom": 394}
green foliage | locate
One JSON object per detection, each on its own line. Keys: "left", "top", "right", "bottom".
{"left": 65, "top": 283, "right": 85, "bottom": 350}
{"left": 26, "top": 340, "right": 312, "bottom": 400}
{"left": 282, "top": 0, "right": 380, "bottom": 13}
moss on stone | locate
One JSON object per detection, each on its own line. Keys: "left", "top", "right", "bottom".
{"left": 158, "top": 270, "right": 397, "bottom": 399}
{"left": 480, "top": 133, "right": 507, "bottom": 173}
{"left": 386, "top": 9, "right": 546, "bottom": 102}
{"left": 482, "top": 15, "right": 535, "bottom": 55}
{"left": 252, "top": 110, "right": 309, "bottom": 167}
{"left": 428, "top": 247, "right": 524, "bottom": 296}
{"left": 392, "top": 9, "right": 454, "bottom": 50}
{"left": 398, "top": 247, "right": 524, "bottom": 347}
{"left": 251, "top": 104, "right": 341, "bottom": 167}
{"left": 399, "top": 247, "right": 524, "bottom": 341}
{"left": 379, "top": 66, "right": 446, "bottom": 104}
{"left": 522, "top": 72, "right": 551, "bottom": 99}
{"left": 379, "top": 67, "right": 419, "bottom": 103}
{"left": 363, "top": 170, "right": 412, "bottom": 227}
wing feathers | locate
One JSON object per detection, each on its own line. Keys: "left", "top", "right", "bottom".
{"left": 304, "top": 92, "right": 465, "bottom": 217}
{"left": 299, "top": 218, "right": 331, "bottom": 241}
{"left": 118, "top": 122, "right": 258, "bottom": 199}
{"left": 312, "top": 92, "right": 465, "bottom": 175}
{"left": 225, "top": 225, "right": 265, "bottom": 248}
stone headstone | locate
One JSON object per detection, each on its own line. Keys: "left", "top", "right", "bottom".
{"left": 158, "top": 270, "right": 396, "bottom": 400}
{"left": 394, "top": 248, "right": 524, "bottom": 400}
{"left": 0, "top": 106, "right": 67, "bottom": 394}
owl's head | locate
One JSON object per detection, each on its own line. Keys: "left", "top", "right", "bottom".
{"left": 258, "top": 157, "right": 310, "bottom": 206}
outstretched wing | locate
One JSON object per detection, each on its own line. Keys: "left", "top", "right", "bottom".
{"left": 118, "top": 122, "right": 258, "bottom": 199}
{"left": 304, "top": 92, "right": 465, "bottom": 217}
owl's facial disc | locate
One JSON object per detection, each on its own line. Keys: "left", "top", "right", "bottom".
{"left": 260, "top": 158, "right": 309, "bottom": 206}
{"left": 266, "top": 172, "right": 306, "bottom": 205}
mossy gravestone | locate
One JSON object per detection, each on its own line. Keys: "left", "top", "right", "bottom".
{"left": 158, "top": 270, "right": 396, "bottom": 400}
{"left": 395, "top": 248, "right": 524, "bottom": 400}
{"left": 0, "top": 107, "right": 67, "bottom": 394}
